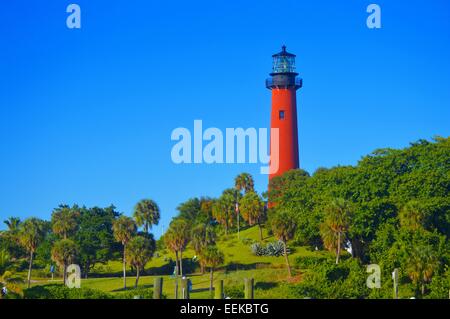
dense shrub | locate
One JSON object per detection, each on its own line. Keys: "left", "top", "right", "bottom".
{"left": 424, "top": 269, "right": 450, "bottom": 299}
{"left": 224, "top": 284, "right": 244, "bottom": 299}
{"left": 24, "top": 285, "right": 162, "bottom": 299}
{"left": 295, "top": 255, "right": 331, "bottom": 269}
{"left": 24, "top": 285, "right": 111, "bottom": 299}
{"left": 289, "top": 259, "right": 370, "bottom": 299}
{"left": 115, "top": 287, "right": 157, "bottom": 299}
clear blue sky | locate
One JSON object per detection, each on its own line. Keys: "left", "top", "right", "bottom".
{"left": 1, "top": 0, "right": 449, "bottom": 236}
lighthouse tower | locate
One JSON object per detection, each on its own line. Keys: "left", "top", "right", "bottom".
{"left": 266, "top": 45, "right": 302, "bottom": 182}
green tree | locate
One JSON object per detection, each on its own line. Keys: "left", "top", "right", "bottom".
{"left": 239, "top": 191, "right": 265, "bottom": 241}
{"left": 235, "top": 173, "right": 254, "bottom": 237}
{"left": 51, "top": 205, "right": 80, "bottom": 239}
{"left": 212, "top": 189, "right": 240, "bottom": 235}
{"left": 3, "top": 217, "right": 21, "bottom": 233}
{"left": 270, "top": 211, "right": 297, "bottom": 277}
{"left": 112, "top": 216, "right": 137, "bottom": 290}
{"left": 320, "top": 198, "right": 353, "bottom": 264}
{"left": 191, "top": 224, "right": 216, "bottom": 273}
{"left": 18, "top": 218, "right": 46, "bottom": 288}
{"left": 51, "top": 239, "right": 79, "bottom": 286}
{"left": 176, "top": 197, "right": 215, "bottom": 225}
{"left": 163, "top": 229, "right": 179, "bottom": 276}
{"left": 75, "top": 206, "right": 119, "bottom": 278}
{"left": 1, "top": 217, "right": 25, "bottom": 261}
{"left": 0, "top": 248, "right": 10, "bottom": 274}
{"left": 399, "top": 200, "right": 427, "bottom": 231}
{"left": 200, "top": 245, "right": 224, "bottom": 294}
{"left": 133, "top": 199, "right": 160, "bottom": 233}
{"left": 164, "top": 219, "right": 189, "bottom": 276}
{"left": 406, "top": 243, "right": 439, "bottom": 297}
{"left": 126, "top": 235, "right": 155, "bottom": 288}
{"left": 235, "top": 172, "right": 255, "bottom": 193}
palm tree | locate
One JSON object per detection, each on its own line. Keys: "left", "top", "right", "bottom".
{"left": 0, "top": 249, "right": 10, "bottom": 274}
{"left": 126, "top": 236, "right": 154, "bottom": 288}
{"left": 191, "top": 224, "right": 216, "bottom": 273}
{"left": 239, "top": 191, "right": 265, "bottom": 241}
{"left": 406, "top": 244, "right": 439, "bottom": 297}
{"left": 51, "top": 205, "right": 80, "bottom": 239}
{"left": 201, "top": 245, "right": 224, "bottom": 294}
{"left": 234, "top": 173, "right": 255, "bottom": 193}
{"left": 270, "top": 211, "right": 297, "bottom": 277}
{"left": 51, "top": 239, "right": 79, "bottom": 286}
{"left": 2, "top": 217, "right": 21, "bottom": 246}
{"left": 3, "top": 217, "right": 21, "bottom": 233}
{"left": 164, "top": 229, "right": 180, "bottom": 276}
{"left": 112, "top": 216, "right": 137, "bottom": 290}
{"left": 133, "top": 199, "right": 160, "bottom": 233}
{"left": 164, "top": 219, "right": 189, "bottom": 276}
{"left": 235, "top": 173, "right": 254, "bottom": 237}
{"left": 319, "top": 222, "right": 338, "bottom": 255}
{"left": 212, "top": 189, "right": 239, "bottom": 236}
{"left": 320, "top": 198, "right": 353, "bottom": 264}
{"left": 18, "top": 218, "right": 45, "bottom": 288}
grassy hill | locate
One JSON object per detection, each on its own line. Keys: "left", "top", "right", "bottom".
{"left": 25, "top": 226, "right": 330, "bottom": 299}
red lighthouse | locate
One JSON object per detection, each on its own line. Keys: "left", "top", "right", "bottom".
{"left": 266, "top": 46, "right": 302, "bottom": 182}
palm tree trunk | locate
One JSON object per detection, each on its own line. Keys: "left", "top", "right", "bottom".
{"left": 175, "top": 251, "right": 180, "bottom": 299}
{"left": 336, "top": 232, "right": 341, "bottom": 264}
{"left": 283, "top": 241, "right": 292, "bottom": 277}
{"left": 135, "top": 266, "right": 140, "bottom": 288}
{"left": 180, "top": 250, "right": 184, "bottom": 276}
{"left": 209, "top": 268, "right": 214, "bottom": 293}
{"left": 27, "top": 251, "right": 34, "bottom": 288}
{"left": 175, "top": 251, "right": 179, "bottom": 276}
{"left": 421, "top": 283, "right": 425, "bottom": 296}
{"left": 63, "top": 263, "right": 67, "bottom": 286}
{"left": 122, "top": 244, "right": 127, "bottom": 289}
{"left": 258, "top": 224, "right": 263, "bottom": 241}
{"left": 175, "top": 276, "right": 179, "bottom": 299}
{"left": 237, "top": 210, "right": 240, "bottom": 240}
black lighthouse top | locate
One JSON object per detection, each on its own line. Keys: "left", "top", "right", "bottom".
{"left": 266, "top": 45, "right": 302, "bottom": 90}
{"left": 271, "top": 45, "right": 297, "bottom": 74}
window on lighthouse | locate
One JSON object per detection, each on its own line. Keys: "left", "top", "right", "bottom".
{"left": 279, "top": 110, "right": 285, "bottom": 120}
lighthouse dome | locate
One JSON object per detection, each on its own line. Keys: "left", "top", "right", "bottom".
{"left": 272, "top": 45, "right": 296, "bottom": 74}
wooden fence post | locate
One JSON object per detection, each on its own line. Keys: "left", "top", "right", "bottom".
{"left": 215, "top": 280, "right": 224, "bottom": 299}
{"left": 153, "top": 277, "right": 163, "bottom": 299}
{"left": 244, "top": 278, "right": 254, "bottom": 299}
